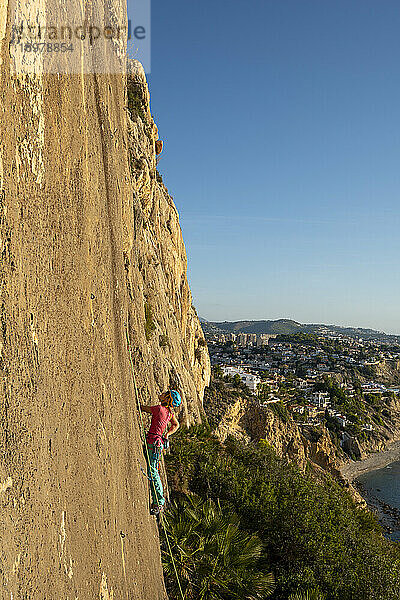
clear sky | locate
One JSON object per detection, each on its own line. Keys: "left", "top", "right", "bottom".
{"left": 147, "top": 0, "right": 400, "bottom": 334}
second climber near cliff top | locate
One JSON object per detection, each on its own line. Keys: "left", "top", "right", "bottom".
{"left": 141, "top": 389, "right": 181, "bottom": 515}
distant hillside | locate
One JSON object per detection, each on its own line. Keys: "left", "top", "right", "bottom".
{"left": 202, "top": 319, "right": 400, "bottom": 342}
{"left": 206, "top": 319, "right": 302, "bottom": 335}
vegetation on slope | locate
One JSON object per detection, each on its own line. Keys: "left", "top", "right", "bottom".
{"left": 162, "top": 496, "right": 275, "bottom": 599}
{"left": 163, "top": 426, "right": 400, "bottom": 600}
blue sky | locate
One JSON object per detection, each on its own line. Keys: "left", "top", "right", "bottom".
{"left": 146, "top": 0, "right": 400, "bottom": 334}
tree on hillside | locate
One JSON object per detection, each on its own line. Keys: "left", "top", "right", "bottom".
{"left": 213, "top": 365, "right": 223, "bottom": 378}
{"left": 289, "top": 590, "right": 325, "bottom": 600}
{"left": 162, "top": 496, "right": 275, "bottom": 600}
{"left": 233, "top": 374, "right": 242, "bottom": 388}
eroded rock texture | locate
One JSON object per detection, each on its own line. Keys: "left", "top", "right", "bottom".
{"left": 0, "top": 5, "right": 209, "bottom": 598}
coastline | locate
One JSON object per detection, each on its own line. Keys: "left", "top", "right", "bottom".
{"left": 340, "top": 439, "right": 400, "bottom": 483}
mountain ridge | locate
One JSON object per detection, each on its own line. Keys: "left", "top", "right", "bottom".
{"left": 201, "top": 318, "right": 398, "bottom": 340}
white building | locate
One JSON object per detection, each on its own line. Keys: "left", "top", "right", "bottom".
{"left": 291, "top": 404, "right": 305, "bottom": 414}
{"left": 237, "top": 334, "right": 248, "bottom": 347}
{"left": 310, "top": 391, "right": 330, "bottom": 409}
{"left": 247, "top": 334, "right": 257, "bottom": 346}
{"left": 241, "top": 373, "right": 261, "bottom": 392}
{"left": 256, "top": 334, "right": 270, "bottom": 347}
{"left": 221, "top": 366, "right": 261, "bottom": 393}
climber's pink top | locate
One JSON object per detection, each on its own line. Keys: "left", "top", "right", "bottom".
{"left": 146, "top": 405, "right": 172, "bottom": 444}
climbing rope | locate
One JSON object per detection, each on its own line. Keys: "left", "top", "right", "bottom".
{"left": 124, "top": 324, "right": 185, "bottom": 600}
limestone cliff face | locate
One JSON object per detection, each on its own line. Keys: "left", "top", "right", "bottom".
{"left": 214, "top": 396, "right": 308, "bottom": 466}
{"left": 124, "top": 61, "right": 210, "bottom": 425}
{"left": 352, "top": 395, "right": 400, "bottom": 459}
{"left": 0, "top": 11, "right": 209, "bottom": 600}
{"left": 205, "top": 382, "right": 340, "bottom": 478}
{"left": 374, "top": 358, "right": 400, "bottom": 386}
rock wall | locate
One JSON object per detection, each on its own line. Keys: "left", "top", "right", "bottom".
{"left": 374, "top": 358, "right": 400, "bottom": 386}
{"left": 124, "top": 61, "right": 210, "bottom": 424}
{"left": 205, "top": 382, "right": 341, "bottom": 479}
{"left": 214, "top": 395, "right": 341, "bottom": 475}
{"left": 352, "top": 395, "right": 400, "bottom": 458}
{"left": 0, "top": 7, "right": 209, "bottom": 600}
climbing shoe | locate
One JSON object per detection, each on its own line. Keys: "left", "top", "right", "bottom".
{"left": 150, "top": 503, "right": 164, "bottom": 516}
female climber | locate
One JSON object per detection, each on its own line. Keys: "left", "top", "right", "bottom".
{"left": 141, "top": 389, "right": 181, "bottom": 515}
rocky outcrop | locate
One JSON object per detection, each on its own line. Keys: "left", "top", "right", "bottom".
{"left": 303, "top": 426, "right": 342, "bottom": 477}
{"left": 374, "top": 358, "right": 400, "bottom": 386}
{"left": 207, "top": 388, "right": 369, "bottom": 506}
{"left": 342, "top": 395, "right": 400, "bottom": 461}
{"left": 0, "top": 8, "right": 209, "bottom": 600}
{"left": 208, "top": 387, "right": 340, "bottom": 476}
{"left": 207, "top": 370, "right": 400, "bottom": 484}
{"left": 241, "top": 403, "right": 309, "bottom": 467}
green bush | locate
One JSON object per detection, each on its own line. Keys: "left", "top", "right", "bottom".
{"left": 127, "top": 86, "right": 146, "bottom": 122}
{"left": 162, "top": 496, "right": 275, "bottom": 599}
{"left": 165, "top": 426, "right": 400, "bottom": 600}
{"left": 144, "top": 301, "right": 156, "bottom": 340}
{"left": 159, "top": 334, "right": 169, "bottom": 348}
{"left": 269, "top": 401, "right": 289, "bottom": 423}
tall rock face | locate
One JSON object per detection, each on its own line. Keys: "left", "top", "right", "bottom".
{"left": 0, "top": 9, "right": 209, "bottom": 600}
{"left": 124, "top": 61, "right": 210, "bottom": 423}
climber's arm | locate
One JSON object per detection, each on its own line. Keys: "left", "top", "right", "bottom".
{"left": 166, "top": 414, "right": 180, "bottom": 437}
{"left": 141, "top": 405, "right": 153, "bottom": 414}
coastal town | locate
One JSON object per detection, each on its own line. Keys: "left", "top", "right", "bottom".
{"left": 203, "top": 327, "right": 400, "bottom": 451}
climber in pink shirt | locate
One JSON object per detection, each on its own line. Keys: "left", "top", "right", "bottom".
{"left": 141, "top": 389, "right": 181, "bottom": 515}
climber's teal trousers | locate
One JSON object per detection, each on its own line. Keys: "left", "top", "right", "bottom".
{"left": 146, "top": 442, "right": 165, "bottom": 506}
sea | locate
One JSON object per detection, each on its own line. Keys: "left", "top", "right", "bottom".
{"left": 356, "top": 461, "right": 400, "bottom": 542}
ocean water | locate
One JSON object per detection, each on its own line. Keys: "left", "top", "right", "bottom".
{"left": 356, "top": 461, "right": 400, "bottom": 542}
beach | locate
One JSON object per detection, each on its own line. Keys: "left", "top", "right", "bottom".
{"left": 339, "top": 441, "right": 400, "bottom": 541}
{"left": 340, "top": 439, "right": 400, "bottom": 482}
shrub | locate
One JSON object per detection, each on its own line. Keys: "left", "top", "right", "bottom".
{"left": 289, "top": 590, "right": 325, "bottom": 600}
{"left": 159, "top": 334, "right": 169, "bottom": 348}
{"left": 269, "top": 400, "right": 289, "bottom": 423}
{"left": 127, "top": 87, "right": 146, "bottom": 122}
{"left": 162, "top": 496, "right": 275, "bottom": 600}
{"left": 144, "top": 301, "right": 156, "bottom": 340}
